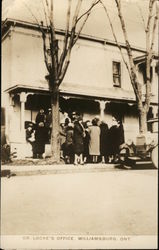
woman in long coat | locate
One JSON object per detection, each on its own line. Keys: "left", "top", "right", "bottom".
{"left": 35, "top": 122, "right": 47, "bottom": 158}
{"left": 73, "top": 117, "right": 85, "bottom": 165}
{"left": 88, "top": 118, "right": 100, "bottom": 163}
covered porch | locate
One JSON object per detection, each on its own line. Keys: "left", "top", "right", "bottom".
{"left": 4, "top": 85, "right": 158, "bottom": 158}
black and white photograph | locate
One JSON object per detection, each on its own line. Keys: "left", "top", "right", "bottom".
{"left": 1, "top": 0, "right": 158, "bottom": 249}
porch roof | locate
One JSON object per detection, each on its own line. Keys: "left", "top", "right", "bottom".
{"left": 4, "top": 83, "right": 157, "bottom": 105}
{"left": 4, "top": 84, "right": 50, "bottom": 95}
{"left": 133, "top": 54, "right": 159, "bottom": 65}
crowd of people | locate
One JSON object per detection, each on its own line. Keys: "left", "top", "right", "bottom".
{"left": 60, "top": 112, "right": 125, "bottom": 165}
{"left": 26, "top": 109, "right": 125, "bottom": 164}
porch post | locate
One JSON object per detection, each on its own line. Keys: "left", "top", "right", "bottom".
{"left": 19, "top": 92, "right": 27, "bottom": 140}
{"left": 96, "top": 100, "right": 106, "bottom": 121}
{"left": 100, "top": 101, "right": 106, "bottom": 121}
{"left": 151, "top": 61, "right": 157, "bottom": 94}
{"left": 152, "top": 106, "right": 158, "bottom": 118}
{"left": 5, "top": 93, "right": 14, "bottom": 142}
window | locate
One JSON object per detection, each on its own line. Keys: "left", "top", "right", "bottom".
{"left": 113, "top": 61, "right": 121, "bottom": 87}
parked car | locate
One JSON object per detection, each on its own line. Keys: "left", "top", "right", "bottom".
{"left": 119, "top": 118, "right": 158, "bottom": 168}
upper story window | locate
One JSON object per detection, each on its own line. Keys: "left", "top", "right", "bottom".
{"left": 112, "top": 61, "right": 121, "bottom": 87}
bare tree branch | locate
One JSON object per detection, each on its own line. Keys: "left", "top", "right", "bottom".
{"left": 58, "top": 0, "right": 72, "bottom": 76}
{"left": 73, "top": 0, "right": 100, "bottom": 45}
{"left": 144, "top": 0, "right": 157, "bottom": 111}
{"left": 41, "top": 0, "right": 49, "bottom": 27}
{"left": 115, "top": 0, "right": 141, "bottom": 103}
{"left": 49, "top": 0, "right": 58, "bottom": 79}
{"left": 137, "top": 2, "right": 146, "bottom": 31}
{"left": 150, "top": 1, "right": 159, "bottom": 51}
{"left": 22, "top": 1, "right": 52, "bottom": 76}
{"left": 72, "top": 0, "right": 83, "bottom": 26}
{"left": 22, "top": 1, "right": 45, "bottom": 35}
{"left": 57, "top": 0, "right": 83, "bottom": 85}
{"left": 76, "top": 0, "right": 100, "bottom": 23}
{"left": 42, "top": 32, "right": 52, "bottom": 73}
{"left": 50, "top": 0, "right": 56, "bottom": 43}
{"left": 59, "top": 0, "right": 100, "bottom": 85}
{"left": 45, "top": 0, "right": 51, "bottom": 26}
{"left": 146, "top": 0, "right": 155, "bottom": 32}
{"left": 100, "top": 1, "right": 131, "bottom": 79}
{"left": 100, "top": 0, "right": 143, "bottom": 101}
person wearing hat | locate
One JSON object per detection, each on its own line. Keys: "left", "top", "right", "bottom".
{"left": 35, "top": 108, "right": 46, "bottom": 126}
{"left": 71, "top": 112, "right": 77, "bottom": 122}
{"left": 26, "top": 123, "right": 37, "bottom": 158}
{"left": 88, "top": 117, "right": 100, "bottom": 163}
{"left": 63, "top": 122, "right": 74, "bottom": 164}
{"left": 73, "top": 116, "right": 85, "bottom": 165}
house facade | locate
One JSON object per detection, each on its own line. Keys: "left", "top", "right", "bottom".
{"left": 1, "top": 19, "right": 158, "bottom": 158}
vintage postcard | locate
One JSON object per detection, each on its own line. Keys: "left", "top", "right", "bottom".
{"left": 1, "top": 0, "right": 158, "bottom": 249}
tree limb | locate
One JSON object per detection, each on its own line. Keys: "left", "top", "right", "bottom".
{"left": 42, "top": 32, "right": 52, "bottom": 73}
{"left": 115, "top": 0, "right": 141, "bottom": 103}
{"left": 22, "top": 1, "right": 45, "bottom": 35}
{"left": 100, "top": 1, "right": 132, "bottom": 82}
{"left": 150, "top": 1, "right": 159, "bottom": 51}
{"left": 144, "top": 0, "right": 156, "bottom": 112}
{"left": 73, "top": 0, "right": 100, "bottom": 45}
{"left": 41, "top": 0, "right": 49, "bottom": 27}
{"left": 137, "top": 2, "right": 146, "bottom": 31}
{"left": 58, "top": 0, "right": 72, "bottom": 76}
{"left": 76, "top": 0, "right": 100, "bottom": 24}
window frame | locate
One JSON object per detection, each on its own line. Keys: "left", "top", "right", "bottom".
{"left": 112, "top": 60, "right": 121, "bottom": 87}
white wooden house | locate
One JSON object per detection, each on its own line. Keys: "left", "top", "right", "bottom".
{"left": 1, "top": 19, "right": 158, "bottom": 158}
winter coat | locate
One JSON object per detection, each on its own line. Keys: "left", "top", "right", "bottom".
{"left": 73, "top": 121, "right": 85, "bottom": 155}
{"left": 63, "top": 127, "right": 74, "bottom": 156}
{"left": 100, "top": 123, "right": 109, "bottom": 156}
{"left": 118, "top": 123, "right": 125, "bottom": 145}
{"left": 88, "top": 125, "right": 100, "bottom": 156}
{"left": 35, "top": 113, "right": 46, "bottom": 125}
{"left": 65, "top": 127, "right": 74, "bottom": 146}
{"left": 35, "top": 126, "right": 47, "bottom": 154}
{"left": 83, "top": 129, "right": 90, "bottom": 157}
{"left": 108, "top": 125, "right": 120, "bottom": 155}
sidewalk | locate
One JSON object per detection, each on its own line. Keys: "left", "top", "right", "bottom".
{"left": 1, "top": 162, "right": 123, "bottom": 177}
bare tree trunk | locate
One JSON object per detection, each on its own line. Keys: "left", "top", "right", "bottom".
{"left": 139, "top": 109, "right": 148, "bottom": 134}
{"left": 51, "top": 89, "right": 60, "bottom": 163}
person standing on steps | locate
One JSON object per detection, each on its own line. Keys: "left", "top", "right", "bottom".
{"left": 88, "top": 117, "right": 100, "bottom": 163}
{"left": 100, "top": 121, "right": 109, "bottom": 163}
{"left": 73, "top": 116, "right": 85, "bottom": 165}
{"left": 34, "top": 122, "right": 47, "bottom": 159}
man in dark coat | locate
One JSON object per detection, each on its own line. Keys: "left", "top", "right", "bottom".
{"left": 73, "top": 116, "right": 85, "bottom": 165}
{"left": 108, "top": 117, "right": 120, "bottom": 163}
{"left": 83, "top": 120, "right": 91, "bottom": 163}
{"left": 64, "top": 123, "right": 74, "bottom": 164}
{"left": 118, "top": 120, "right": 125, "bottom": 146}
{"left": 35, "top": 109, "right": 46, "bottom": 126}
{"left": 100, "top": 121, "right": 109, "bottom": 163}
